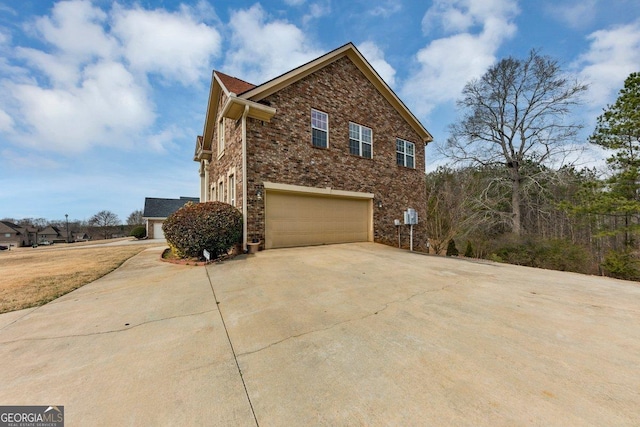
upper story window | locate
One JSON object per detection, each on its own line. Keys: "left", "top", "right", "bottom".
{"left": 217, "top": 119, "right": 225, "bottom": 156}
{"left": 396, "top": 138, "right": 415, "bottom": 168}
{"left": 311, "top": 109, "right": 328, "bottom": 148}
{"left": 349, "top": 122, "right": 372, "bottom": 158}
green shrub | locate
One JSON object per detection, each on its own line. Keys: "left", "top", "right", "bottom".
{"left": 464, "top": 240, "right": 474, "bottom": 257}
{"left": 130, "top": 225, "right": 146, "bottom": 239}
{"left": 163, "top": 201, "right": 242, "bottom": 260}
{"left": 488, "top": 253, "right": 503, "bottom": 263}
{"left": 446, "top": 239, "right": 459, "bottom": 256}
{"left": 601, "top": 250, "right": 640, "bottom": 281}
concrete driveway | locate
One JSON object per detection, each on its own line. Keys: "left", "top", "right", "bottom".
{"left": 0, "top": 243, "right": 639, "bottom": 425}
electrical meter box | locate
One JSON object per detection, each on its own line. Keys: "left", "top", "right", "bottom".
{"left": 404, "top": 208, "right": 418, "bottom": 225}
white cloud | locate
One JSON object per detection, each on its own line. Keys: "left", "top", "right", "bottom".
{"left": 10, "top": 60, "right": 154, "bottom": 152}
{"left": 30, "top": 0, "right": 116, "bottom": 61}
{"left": 545, "top": 0, "right": 598, "bottom": 29}
{"left": 147, "top": 126, "right": 185, "bottom": 153}
{"left": 369, "top": 1, "right": 402, "bottom": 17}
{"left": 575, "top": 20, "right": 640, "bottom": 108}
{"left": 0, "top": 0, "right": 222, "bottom": 154}
{"left": 357, "top": 41, "right": 396, "bottom": 87}
{"left": 402, "top": 0, "right": 519, "bottom": 116}
{"left": 284, "top": 0, "right": 306, "bottom": 5}
{"left": 16, "top": 47, "right": 81, "bottom": 87}
{"left": 422, "top": 0, "right": 518, "bottom": 36}
{"left": 112, "top": 4, "right": 221, "bottom": 85}
{"left": 0, "top": 108, "right": 13, "bottom": 131}
{"left": 302, "top": 2, "right": 331, "bottom": 24}
{"left": 0, "top": 28, "right": 9, "bottom": 46}
{"left": 224, "top": 4, "right": 323, "bottom": 83}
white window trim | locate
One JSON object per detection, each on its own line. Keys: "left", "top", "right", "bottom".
{"left": 349, "top": 122, "right": 373, "bottom": 158}
{"left": 217, "top": 119, "right": 225, "bottom": 159}
{"left": 218, "top": 179, "right": 225, "bottom": 202}
{"left": 227, "top": 168, "right": 236, "bottom": 206}
{"left": 311, "top": 108, "right": 329, "bottom": 148}
{"left": 396, "top": 138, "right": 416, "bottom": 169}
{"left": 210, "top": 183, "right": 216, "bottom": 202}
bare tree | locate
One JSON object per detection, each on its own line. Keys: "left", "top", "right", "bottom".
{"left": 89, "top": 210, "right": 120, "bottom": 239}
{"left": 127, "top": 209, "right": 144, "bottom": 226}
{"left": 443, "top": 50, "right": 587, "bottom": 235}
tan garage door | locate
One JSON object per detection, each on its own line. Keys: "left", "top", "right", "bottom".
{"left": 265, "top": 191, "right": 371, "bottom": 249}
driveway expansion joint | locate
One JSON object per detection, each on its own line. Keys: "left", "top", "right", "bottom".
{"left": 0, "top": 309, "right": 216, "bottom": 345}
{"left": 206, "top": 267, "right": 260, "bottom": 427}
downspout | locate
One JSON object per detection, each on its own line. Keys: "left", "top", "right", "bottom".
{"left": 242, "top": 104, "right": 250, "bottom": 252}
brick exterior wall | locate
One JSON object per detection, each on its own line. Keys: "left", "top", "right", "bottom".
{"left": 238, "top": 56, "right": 428, "bottom": 251}
{"left": 208, "top": 91, "right": 244, "bottom": 209}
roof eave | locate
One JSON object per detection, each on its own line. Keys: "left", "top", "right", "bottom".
{"left": 195, "top": 72, "right": 227, "bottom": 162}
{"left": 221, "top": 95, "right": 276, "bottom": 122}
{"left": 239, "top": 42, "right": 433, "bottom": 143}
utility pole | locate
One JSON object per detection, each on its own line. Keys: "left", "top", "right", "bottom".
{"left": 65, "top": 214, "right": 69, "bottom": 244}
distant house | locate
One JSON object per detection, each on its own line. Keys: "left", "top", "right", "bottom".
{"left": 0, "top": 221, "right": 32, "bottom": 248}
{"left": 39, "top": 226, "right": 68, "bottom": 244}
{"left": 142, "top": 197, "right": 199, "bottom": 239}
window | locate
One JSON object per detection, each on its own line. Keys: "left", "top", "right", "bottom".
{"left": 218, "top": 181, "right": 224, "bottom": 202}
{"left": 349, "top": 122, "right": 372, "bottom": 158}
{"left": 396, "top": 138, "right": 415, "bottom": 168}
{"left": 217, "top": 119, "right": 225, "bottom": 156}
{"left": 228, "top": 174, "right": 235, "bottom": 206}
{"left": 311, "top": 109, "right": 328, "bottom": 148}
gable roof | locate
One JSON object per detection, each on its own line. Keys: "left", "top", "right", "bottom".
{"left": 242, "top": 42, "right": 432, "bottom": 142}
{"left": 0, "top": 221, "right": 21, "bottom": 234}
{"left": 215, "top": 71, "right": 256, "bottom": 95}
{"left": 39, "top": 226, "right": 61, "bottom": 236}
{"left": 143, "top": 197, "right": 199, "bottom": 219}
{"left": 195, "top": 42, "right": 432, "bottom": 161}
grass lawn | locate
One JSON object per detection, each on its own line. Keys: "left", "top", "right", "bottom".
{"left": 0, "top": 241, "right": 161, "bottom": 313}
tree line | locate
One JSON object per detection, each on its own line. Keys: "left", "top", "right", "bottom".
{"left": 2, "top": 209, "right": 144, "bottom": 241}
{"left": 428, "top": 50, "right": 639, "bottom": 280}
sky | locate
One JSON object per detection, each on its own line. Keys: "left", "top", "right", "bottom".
{"left": 0, "top": 0, "right": 639, "bottom": 223}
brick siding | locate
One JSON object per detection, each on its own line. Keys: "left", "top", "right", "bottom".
{"left": 239, "top": 56, "right": 429, "bottom": 251}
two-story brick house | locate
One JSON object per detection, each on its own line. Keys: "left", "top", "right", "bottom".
{"left": 194, "top": 43, "right": 432, "bottom": 251}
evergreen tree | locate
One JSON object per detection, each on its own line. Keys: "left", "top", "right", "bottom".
{"left": 446, "top": 239, "right": 459, "bottom": 256}
{"left": 464, "top": 241, "right": 474, "bottom": 257}
{"left": 589, "top": 72, "right": 640, "bottom": 248}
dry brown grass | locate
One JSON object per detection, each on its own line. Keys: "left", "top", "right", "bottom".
{"left": 0, "top": 242, "right": 160, "bottom": 313}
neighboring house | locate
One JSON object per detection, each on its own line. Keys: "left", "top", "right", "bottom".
{"left": 0, "top": 222, "right": 85, "bottom": 247}
{"left": 142, "top": 197, "right": 200, "bottom": 239}
{"left": 0, "top": 221, "right": 32, "bottom": 247}
{"left": 74, "top": 232, "right": 90, "bottom": 242}
{"left": 194, "top": 42, "right": 433, "bottom": 251}
{"left": 39, "top": 226, "right": 69, "bottom": 243}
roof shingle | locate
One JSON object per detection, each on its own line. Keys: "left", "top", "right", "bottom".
{"left": 143, "top": 197, "right": 199, "bottom": 219}
{"left": 215, "top": 71, "right": 256, "bottom": 95}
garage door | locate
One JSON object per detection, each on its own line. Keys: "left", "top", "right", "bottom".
{"left": 265, "top": 191, "right": 371, "bottom": 249}
{"left": 153, "top": 222, "right": 165, "bottom": 239}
